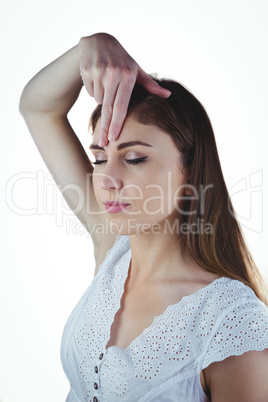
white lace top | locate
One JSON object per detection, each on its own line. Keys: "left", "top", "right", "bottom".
{"left": 61, "top": 236, "right": 268, "bottom": 402}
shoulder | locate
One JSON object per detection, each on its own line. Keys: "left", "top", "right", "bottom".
{"left": 205, "top": 348, "right": 268, "bottom": 401}
{"left": 201, "top": 279, "right": 268, "bottom": 363}
{"left": 200, "top": 279, "right": 268, "bottom": 400}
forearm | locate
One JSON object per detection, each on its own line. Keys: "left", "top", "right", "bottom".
{"left": 19, "top": 43, "right": 83, "bottom": 117}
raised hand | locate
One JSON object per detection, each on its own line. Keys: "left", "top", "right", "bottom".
{"left": 79, "top": 33, "right": 171, "bottom": 147}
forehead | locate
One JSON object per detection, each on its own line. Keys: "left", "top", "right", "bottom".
{"left": 92, "top": 115, "right": 175, "bottom": 150}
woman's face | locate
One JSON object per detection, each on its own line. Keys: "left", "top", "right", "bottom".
{"left": 90, "top": 115, "right": 188, "bottom": 236}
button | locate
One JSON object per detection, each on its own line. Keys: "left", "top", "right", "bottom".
{"left": 94, "top": 366, "right": 98, "bottom": 373}
{"left": 93, "top": 397, "right": 98, "bottom": 402}
{"left": 94, "top": 382, "right": 98, "bottom": 390}
{"left": 99, "top": 353, "right": 104, "bottom": 360}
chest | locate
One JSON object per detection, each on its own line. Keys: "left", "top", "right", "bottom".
{"left": 105, "top": 277, "right": 205, "bottom": 350}
{"left": 106, "top": 289, "right": 160, "bottom": 349}
{"left": 104, "top": 278, "right": 211, "bottom": 396}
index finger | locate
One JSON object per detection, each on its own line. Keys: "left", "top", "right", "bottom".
{"left": 97, "top": 81, "right": 119, "bottom": 147}
{"left": 107, "top": 76, "right": 136, "bottom": 141}
{"left": 137, "top": 69, "right": 172, "bottom": 98}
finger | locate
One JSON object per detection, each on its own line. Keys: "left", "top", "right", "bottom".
{"left": 93, "top": 81, "right": 104, "bottom": 105}
{"left": 108, "top": 75, "right": 136, "bottom": 141}
{"left": 97, "top": 82, "right": 118, "bottom": 147}
{"left": 137, "top": 69, "right": 172, "bottom": 98}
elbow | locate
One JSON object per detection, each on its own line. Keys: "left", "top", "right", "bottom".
{"left": 19, "top": 81, "right": 40, "bottom": 118}
{"left": 19, "top": 85, "right": 31, "bottom": 117}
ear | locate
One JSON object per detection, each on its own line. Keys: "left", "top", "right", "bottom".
{"left": 181, "top": 166, "right": 192, "bottom": 196}
{"left": 184, "top": 185, "right": 192, "bottom": 196}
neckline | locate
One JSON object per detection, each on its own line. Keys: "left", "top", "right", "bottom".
{"left": 105, "top": 246, "right": 229, "bottom": 353}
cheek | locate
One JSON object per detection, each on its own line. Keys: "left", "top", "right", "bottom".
{"left": 151, "top": 170, "right": 187, "bottom": 212}
{"left": 138, "top": 176, "right": 175, "bottom": 216}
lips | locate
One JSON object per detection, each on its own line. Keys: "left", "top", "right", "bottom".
{"left": 104, "top": 201, "right": 130, "bottom": 213}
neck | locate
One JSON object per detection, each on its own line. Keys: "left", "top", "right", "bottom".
{"left": 128, "top": 229, "right": 192, "bottom": 282}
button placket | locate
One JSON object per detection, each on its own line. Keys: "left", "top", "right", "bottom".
{"left": 92, "top": 351, "right": 105, "bottom": 401}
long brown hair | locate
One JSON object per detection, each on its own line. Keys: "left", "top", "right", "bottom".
{"left": 90, "top": 79, "right": 267, "bottom": 305}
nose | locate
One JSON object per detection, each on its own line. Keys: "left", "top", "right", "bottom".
{"left": 99, "top": 172, "right": 123, "bottom": 192}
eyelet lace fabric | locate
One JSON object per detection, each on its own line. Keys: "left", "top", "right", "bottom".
{"left": 61, "top": 236, "right": 268, "bottom": 402}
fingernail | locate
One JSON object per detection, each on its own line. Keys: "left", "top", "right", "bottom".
{"left": 108, "top": 132, "right": 117, "bottom": 141}
{"left": 98, "top": 139, "right": 106, "bottom": 147}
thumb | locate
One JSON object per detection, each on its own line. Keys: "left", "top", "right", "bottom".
{"left": 136, "top": 68, "right": 171, "bottom": 98}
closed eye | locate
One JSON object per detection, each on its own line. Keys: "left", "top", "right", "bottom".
{"left": 125, "top": 156, "right": 148, "bottom": 165}
{"left": 91, "top": 159, "right": 107, "bottom": 165}
{"left": 92, "top": 156, "right": 148, "bottom": 166}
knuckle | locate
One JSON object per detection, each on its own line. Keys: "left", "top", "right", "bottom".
{"left": 80, "top": 63, "right": 91, "bottom": 75}
{"left": 82, "top": 63, "right": 106, "bottom": 78}
{"left": 115, "top": 100, "right": 127, "bottom": 112}
{"left": 105, "top": 65, "right": 117, "bottom": 75}
{"left": 121, "top": 67, "right": 136, "bottom": 83}
{"left": 94, "top": 63, "right": 117, "bottom": 78}
{"left": 100, "top": 126, "right": 108, "bottom": 135}
{"left": 93, "top": 63, "right": 105, "bottom": 74}
{"left": 102, "top": 103, "right": 113, "bottom": 114}
{"left": 102, "top": 66, "right": 120, "bottom": 85}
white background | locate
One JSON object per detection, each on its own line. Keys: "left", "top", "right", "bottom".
{"left": 1, "top": 0, "right": 268, "bottom": 401}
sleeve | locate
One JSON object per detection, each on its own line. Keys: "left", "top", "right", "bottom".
{"left": 201, "top": 297, "right": 268, "bottom": 370}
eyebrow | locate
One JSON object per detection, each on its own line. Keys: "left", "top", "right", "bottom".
{"left": 89, "top": 141, "right": 153, "bottom": 151}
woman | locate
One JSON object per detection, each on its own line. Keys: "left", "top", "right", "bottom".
{"left": 20, "top": 33, "right": 268, "bottom": 401}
